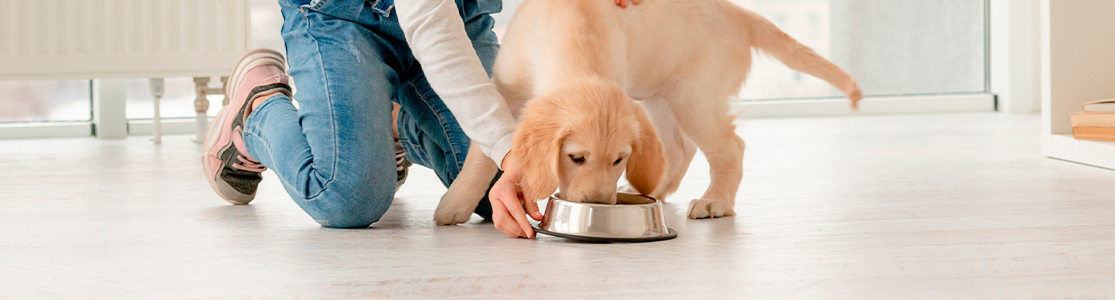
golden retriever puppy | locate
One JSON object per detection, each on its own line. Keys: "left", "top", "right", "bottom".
{"left": 434, "top": 0, "right": 861, "bottom": 225}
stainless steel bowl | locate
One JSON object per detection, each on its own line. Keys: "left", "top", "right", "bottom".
{"left": 534, "top": 193, "right": 677, "bottom": 242}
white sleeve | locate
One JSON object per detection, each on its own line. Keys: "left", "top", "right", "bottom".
{"left": 395, "top": 0, "right": 517, "bottom": 169}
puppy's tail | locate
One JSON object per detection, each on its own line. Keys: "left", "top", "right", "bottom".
{"left": 740, "top": 7, "right": 863, "bottom": 109}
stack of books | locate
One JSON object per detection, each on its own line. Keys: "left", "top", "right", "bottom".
{"left": 1071, "top": 99, "right": 1115, "bottom": 142}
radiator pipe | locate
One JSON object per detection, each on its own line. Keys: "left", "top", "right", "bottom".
{"left": 193, "top": 77, "right": 230, "bottom": 145}
{"left": 194, "top": 77, "right": 211, "bottom": 145}
{"left": 149, "top": 78, "right": 165, "bottom": 144}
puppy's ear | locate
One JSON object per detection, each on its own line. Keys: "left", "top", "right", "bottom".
{"left": 511, "top": 97, "right": 566, "bottom": 201}
{"left": 625, "top": 102, "right": 666, "bottom": 196}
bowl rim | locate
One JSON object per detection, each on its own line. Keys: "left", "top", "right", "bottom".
{"left": 533, "top": 226, "right": 678, "bottom": 243}
{"left": 547, "top": 192, "right": 660, "bottom": 207}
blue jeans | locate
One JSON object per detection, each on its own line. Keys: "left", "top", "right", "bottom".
{"left": 243, "top": 0, "right": 501, "bottom": 228}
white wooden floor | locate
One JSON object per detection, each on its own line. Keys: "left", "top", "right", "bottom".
{"left": 3, "top": 113, "right": 1115, "bottom": 299}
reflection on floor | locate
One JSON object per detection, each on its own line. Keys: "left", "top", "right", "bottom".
{"left": 3, "top": 113, "right": 1114, "bottom": 298}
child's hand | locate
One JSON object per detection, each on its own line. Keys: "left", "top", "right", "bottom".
{"left": 614, "top": 0, "right": 640, "bottom": 8}
{"left": 488, "top": 155, "right": 543, "bottom": 238}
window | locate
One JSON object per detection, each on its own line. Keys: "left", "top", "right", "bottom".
{"left": 124, "top": 78, "right": 225, "bottom": 119}
{"left": 0, "top": 80, "right": 90, "bottom": 123}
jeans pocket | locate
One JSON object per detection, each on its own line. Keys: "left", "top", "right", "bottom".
{"left": 369, "top": 0, "right": 395, "bottom": 17}
{"left": 301, "top": 0, "right": 366, "bottom": 21}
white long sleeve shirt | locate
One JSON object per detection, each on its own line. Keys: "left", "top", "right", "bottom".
{"left": 395, "top": 0, "right": 518, "bottom": 169}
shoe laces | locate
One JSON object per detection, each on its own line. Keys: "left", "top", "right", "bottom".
{"left": 231, "top": 127, "right": 266, "bottom": 173}
{"left": 233, "top": 155, "right": 266, "bottom": 173}
{"left": 396, "top": 150, "right": 408, "bottom": 173}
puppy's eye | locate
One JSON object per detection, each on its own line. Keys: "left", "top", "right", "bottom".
{"left": 569, "top": 154, "right": 585, "bottom": 165}
{"left": 613, "top": 158, "right": 623, "bottom": 165}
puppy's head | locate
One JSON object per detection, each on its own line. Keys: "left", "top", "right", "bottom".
{"left": 510, "top": 79, "right": 665, "bottom": 204}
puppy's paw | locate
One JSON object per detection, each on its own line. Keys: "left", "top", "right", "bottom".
{"left": 687, "top": 199, "right": 735, "bottom": 219}
{"left": 434, "top": 194, "right": 475, "bottom": 226}
{"left": 434, "top": 203, "right": 473, "bottom": 225}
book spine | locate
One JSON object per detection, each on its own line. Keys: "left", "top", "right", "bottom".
{"left": 1072, "top": 127, "right": 1115, "bottom": 142}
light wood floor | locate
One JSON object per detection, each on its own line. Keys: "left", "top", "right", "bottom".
{"left": 2, "top": 113, "right": 1114, "bottom": 299}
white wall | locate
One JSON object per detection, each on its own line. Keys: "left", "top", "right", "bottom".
{"left": 990, "top": 0, "right": 1041, "bottom": 114}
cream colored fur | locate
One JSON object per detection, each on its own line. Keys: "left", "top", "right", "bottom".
{"left": 434, "top": 0, "right": 861, "bottom": 225}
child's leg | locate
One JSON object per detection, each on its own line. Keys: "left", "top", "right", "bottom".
{"left": 240, "top": 1, "right": 404, "bottom": 228}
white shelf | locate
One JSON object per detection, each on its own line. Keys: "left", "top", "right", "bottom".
{"left": 1041, "top": 134, "right": 1115, "bottom": 170}
{"left": 1039, "top": 0, "right": 1115, "bottom": 171}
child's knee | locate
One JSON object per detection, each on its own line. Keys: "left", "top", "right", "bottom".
{"left": 307, "top": 183, "right": 394, "bottom": 228}
{"left": 311, "top": 203, "right": 390, "bottom": 228}
{"left": 313, "top": 213, "right": 379, "bottom": 228}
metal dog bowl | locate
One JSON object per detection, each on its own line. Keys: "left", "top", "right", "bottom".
{"left": 534, "top": 193, "right": 678, "bottom": 242}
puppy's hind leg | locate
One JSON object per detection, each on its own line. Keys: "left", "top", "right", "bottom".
{"left": 435, "top": 141, "right": 499, "bottom": 225}
{"left": 667, "top": 90, "right": 744, "bottom": 219}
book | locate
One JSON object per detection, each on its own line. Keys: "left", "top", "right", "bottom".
{"left": 1070, "top": 112, "right": 1115, "bottom": 127}
{"left": 1083, "top": 99, "right": 1115, "bottom": 113}
{"left": 1072, "top": 126, "right": 1115, "bottom": 142}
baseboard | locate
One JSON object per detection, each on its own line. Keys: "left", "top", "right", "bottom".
{"left": 127, "top": 118, "right": 212, "bottom": 136}
{"left": 0, "top": 122, "right": 92, "bottom": 139}
{"left": 0, "top": 118, "right": 213, "bottom": 140}
{"left": 732, "top": 93, "right": 996, "bottom": 118}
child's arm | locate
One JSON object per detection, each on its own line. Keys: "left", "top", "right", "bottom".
{"left": 397, "top": 0, "right": 537, "bottom": 239}
{"left": 395, "top": 0, "right": 517, "bottom": 169}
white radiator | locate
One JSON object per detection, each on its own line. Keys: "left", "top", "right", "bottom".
{"left": 0, "top": 0, "right": 250, "bottom": 142}
{"left": 0, "top": 0, "right": 250, "bottom": 80}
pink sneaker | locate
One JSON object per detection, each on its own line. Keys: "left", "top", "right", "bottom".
{"left": 202, "top": 48, "right": 291, "bottom": 205}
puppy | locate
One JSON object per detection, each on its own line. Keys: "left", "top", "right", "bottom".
{"left": 434, "top": 0, "right": 861, "bottom": 225}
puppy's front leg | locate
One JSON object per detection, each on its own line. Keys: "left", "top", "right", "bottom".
{"left": 640, "top": 97, "right": 697, "bottom": 201}
{"left": 618, "top": 98, "right": 696, "bottom": 200}
{"left": 435, "top": 141, "right": 499, "bottom": 225}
